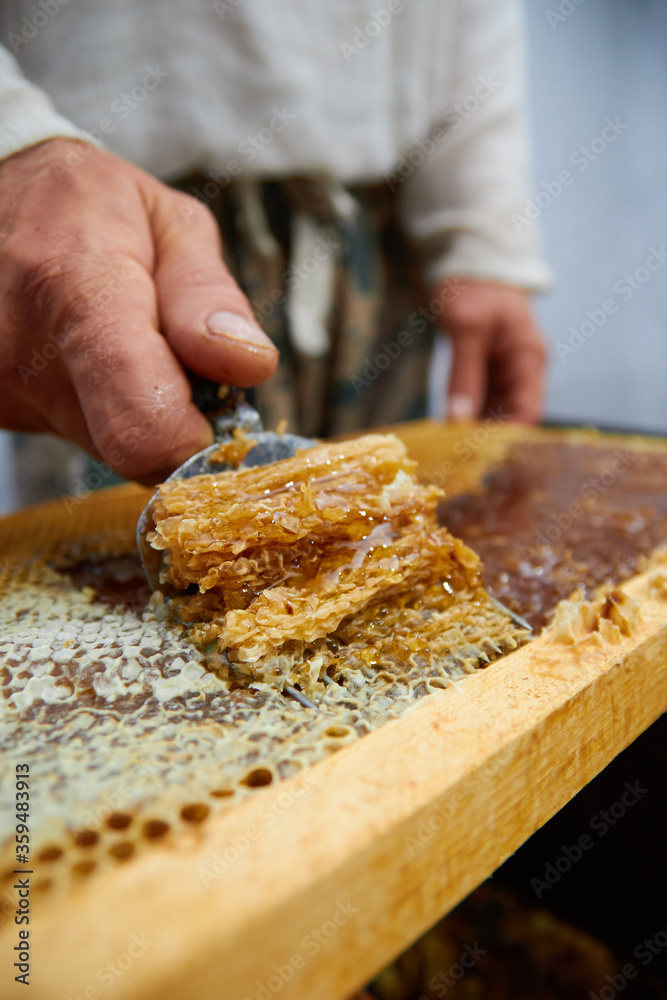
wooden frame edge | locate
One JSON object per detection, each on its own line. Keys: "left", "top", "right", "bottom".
{"left": 9, "top": 568, "right": 667, "bottom": 1000}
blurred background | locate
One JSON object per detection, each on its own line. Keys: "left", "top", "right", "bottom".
{"left": 528, "top": 0, "right": 667, "bottom": 433}
{"left": 433, "top": 0, "right": 667, "bottom": 430}
{"left": 1, "top": 0, "right": 666, "bottom": 514}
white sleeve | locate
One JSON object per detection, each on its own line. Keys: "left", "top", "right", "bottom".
{"left": 398, "top": 0, "right": 552, "bottom": 293}
{"left": 0, "top": 45, "right": 89, "bottom": 161}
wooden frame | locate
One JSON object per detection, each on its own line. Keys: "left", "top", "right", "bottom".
{"left": 3, "top": 422, "right": 667, "bottom": 999}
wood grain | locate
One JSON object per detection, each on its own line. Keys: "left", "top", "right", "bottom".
{"left": 3, "top": 421, "right": 667, "bottom": 1000}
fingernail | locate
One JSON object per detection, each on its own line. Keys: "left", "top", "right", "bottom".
{"left": 206, "top": 311, "right": 276, "bottom": 352}
{"left": 448, "top": 394, "right": 474, "bottom": 420}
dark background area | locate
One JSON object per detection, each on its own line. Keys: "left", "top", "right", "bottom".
{"left": 495, "top": 711, "right": 667, "bottom": 986}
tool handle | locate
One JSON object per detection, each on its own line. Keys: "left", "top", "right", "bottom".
{"left": 187, "top": 375, "right": 263, "bottom": 439}
{"left": 187, "top": 374, "right": 255, "bottom": 413}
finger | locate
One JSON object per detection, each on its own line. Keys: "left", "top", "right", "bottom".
{"left": 57, "top": 256, "right": 215, "bottom": 482}
{"left": 488, "top": 321, "right": 547, "bottom": 424}
{"left": 0, "top": 395, "right": 50, "bottom": 433}
{"left": 1, "top": 343, "right": 98, "bottom": 449}
{"left": 31, "top": 377, "right": 100, "bottom": 457}
{"left": 445, "top": 327, "right": 490, "bottom": 420}
{"left": 151, "top": 190, "right": 278, "bottom": 388}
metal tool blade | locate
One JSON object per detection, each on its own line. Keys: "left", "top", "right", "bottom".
{"left": 136, "top": 387, "right": 315, "bottom": 590}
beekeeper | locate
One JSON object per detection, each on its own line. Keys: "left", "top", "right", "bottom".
{"left": 0, "top": 0, "right": 550, "bottom": 484}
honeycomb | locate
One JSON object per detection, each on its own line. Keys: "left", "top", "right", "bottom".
{"left": 148, "top": 434, "right": 483, "bottom": 665}
{"left": 0, "top": 433, "right": 527, "bottom": 909}
{"left": 0, "top": 550, "right": 523, "bottom": 905}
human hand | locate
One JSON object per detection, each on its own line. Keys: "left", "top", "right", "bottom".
{"left": 434, "top": 278, "right": 547, "bottom": 423}
{"left": 0, "top": 138, "right": 278, "bottom": 483}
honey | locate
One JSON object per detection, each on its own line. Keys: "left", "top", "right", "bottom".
{"left": 439, "top": 440, "right": 667, "bottom": 630}
{"left": 206, "top": 427, "right": 258, "bottom": 466}
{"left": 148, "top": 434, "right": 488, "bottom": 664}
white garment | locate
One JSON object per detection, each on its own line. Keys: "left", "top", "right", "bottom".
{"left": 0, "top": 0, "right": 550, "bottom": 290}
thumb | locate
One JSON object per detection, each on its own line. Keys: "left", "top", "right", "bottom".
{"left": 446, "top": 328, "right": 490, "bottom": 420}
{"left": 152, "top": 188, "right": 278, "bottom": 387}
